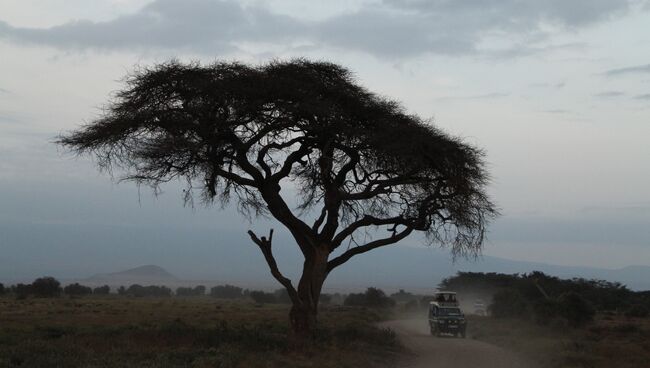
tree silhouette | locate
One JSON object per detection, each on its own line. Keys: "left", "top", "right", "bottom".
{"left": 58, "top": 59, "right": 496, "bottom": 340}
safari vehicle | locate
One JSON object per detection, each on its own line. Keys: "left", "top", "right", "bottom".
{"left": 428, "top": 292, "right": 466, "bottom": 338}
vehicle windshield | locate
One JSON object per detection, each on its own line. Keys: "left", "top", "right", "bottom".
{"left": 439, "top": 308, "right": 462, "bottom": 316}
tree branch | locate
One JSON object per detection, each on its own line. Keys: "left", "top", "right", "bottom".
{"left": 331, "top": 215, "right": 409, "bottom": 250}
{"left": 326, "top": 226, "right": 414, "bottom": 273}
{"left": 248, "top": 229, "right": 300, "bottom": 305}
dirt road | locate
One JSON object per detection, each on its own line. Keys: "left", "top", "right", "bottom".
{"left": 382, "top": 319, "right": 535, "bottom": 368}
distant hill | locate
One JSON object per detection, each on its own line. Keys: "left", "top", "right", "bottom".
{"left": 86, "top": 265, "right": 178, "bottom": 286}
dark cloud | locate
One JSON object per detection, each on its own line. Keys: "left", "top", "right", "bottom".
{"left": 593, "top": 91, "right": 625, "bottom": 97}
{"left": 0, "top": 0, "right": 644, "bottom": 58}
{"left": 604, "top": 63, "right": 650, "bottom": 76}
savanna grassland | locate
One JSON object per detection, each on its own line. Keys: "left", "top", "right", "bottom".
{"left": 0, "top": 296, "right": 402, "bottom": 368}
{"left": 468, "top": 314, "right": 650, "bottom": 368}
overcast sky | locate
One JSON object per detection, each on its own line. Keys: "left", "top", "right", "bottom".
{"left": 1, "top": 0, "right": 649, "bottom": 280}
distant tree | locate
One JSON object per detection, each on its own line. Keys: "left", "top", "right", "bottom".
{"left": 194, "top": 285, "right": 206, "bottom": 296}
{"left": 390, "top": 289, "right": 416, "bottom": 303}
{"left": 344, "top": 288, "right": 395, "bottom": 308}
{"left": 31, "top": 277, "right": 61, "bottom": 298}
{"left": 126, "top": 284, "right": 171, "bottom": 297}
{"left": 93, "top": 285, "right": 111, "bottom": 295}
{"left": 249, "top": 290, "right": 277, "bottom": 304}
{"left": 63, "top": 283, "right": 93, "bottom": 296}
{"left": 117, "top": 285, "right": 126, "bottom": 295}
{"left": 489, "top": 289, "right": 528, "bottom": 318}
{"left": 0, "top": 283, "right": 4, "bottom": 296}
{"left": 274, "top": 288, "right": 292, "bottom": 304}
{"left": 210, "top": 285, "right": 243, "bottom": 299}
{"left": 175, "top": 287, "right": 194, "bottom": 296}
{"left": 557, "top": 292, "right": 595, "bottom": 327}
{"left": 58, "top": 59, "right": 496, "bottom": 339}
{"left": 14, "top": 284, "right": 31, "bottom": 299}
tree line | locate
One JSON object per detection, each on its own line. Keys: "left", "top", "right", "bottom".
{"left": 440, "top": 271, "right": 650, "bottom": 327}
{"left": 0, "top": 278, "right": 402, "bottom": 308}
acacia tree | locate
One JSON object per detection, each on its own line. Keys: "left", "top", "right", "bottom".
{"left": 58, "top": 59, "right": 496, "bottom": 339}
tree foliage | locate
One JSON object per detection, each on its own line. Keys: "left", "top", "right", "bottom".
{"left": 31, "top": 277, "right": 62, "bottom": 298}
{"left": 210, "top": 284, "right": 244, "bottom": 299}
{"left": 63, "top": 283, "right": 93, "bottom": 296}
{"left": 93, "top": 285, "right": 111, "bottom": 295}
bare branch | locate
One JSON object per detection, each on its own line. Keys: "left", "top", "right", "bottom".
{"left": 248, "top": 229, "right": 300, "bottom": 305}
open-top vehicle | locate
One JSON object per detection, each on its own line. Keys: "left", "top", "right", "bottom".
{"left": 428, "top": 292, "right": 466, "bottom": 338}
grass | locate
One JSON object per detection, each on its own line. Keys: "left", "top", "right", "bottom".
{"left": 467, "top": 313, "right": 650, "bottom": 368}
{"left": 0, "top": 296, "right": 403, "bottom": 368}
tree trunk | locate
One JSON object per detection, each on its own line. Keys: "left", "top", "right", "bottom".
{"left": 287, "top": 245, "right": 329, "bottom": 345}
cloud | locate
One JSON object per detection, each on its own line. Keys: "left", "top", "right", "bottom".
{"left": 593, "top": 91, "right": 625, "bottom": 97}
{"left": 604, "top": 63, "right": 650, "bottom": 76}
{"left": 541, "top": 109, "right": 574, "bottom": 114}
{"left": 0, "top": 0, "right": 644, "bottom": 59}
{"left": 436, "top": 92, "right": 509, "bottom": 101}
{"left": 634, "top": 93, "right": 650, "bottom": 100}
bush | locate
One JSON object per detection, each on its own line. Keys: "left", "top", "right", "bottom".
{"left": 344, "top": 288, "right": 395, "bottom": 308}
{"left": 125, "top": 284, "right": 172, "bottom": 297}
{"left": 489, "top": 289, "right": 528, "bottom": 318}
{"left": 31, "top": 277, "right": 62, "bottom": 298}
{"left": 176, "top": 286, "right": 206, "bottom": 297}
{"left": 14, "top": 283, "right": 31, "bottom": 299}
{"left": 625, "top": 304, "right": 649, "bottom": 318}
{"left": 558, "top": 292, "right": 595, "bottom": 327}
{"left": 274, "top": 289, "right": 292, "bottom": 304}
{"left": 93, "top": 285, "right": 111, "bottom": 295}
{"left": 210, "top": 284, "right": 243, "bottom": 299}
{"left": 249, "top": 290, "right": 276, "bottom": 304}
{"left": 390, "top": 289, "right": 416, "bottom": 303}
{"left": 63, "top": 283, "right": 92, "bottom": 296}
{"left": 532, "top": 299, "right": 560, "bottom": 326}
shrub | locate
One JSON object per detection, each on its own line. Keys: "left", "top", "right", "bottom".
{"left": 532, "top": 298, "right": 560, "bottom": 326}
{"left": 558, "top": 292, "right": 595, "bottom": 327}
{"left": 93, "top": 285, "right": 111, "bottom": 295}
{"left": 31, "top": 277, "right": 62, "bottom": 298}
{"left": 14, "top": 283, "right": 31, "bottom": 299}
{"left": 125, "top": 284, "right": 172, "bottom": 297}
{"left": 390, "top": 289, "right": 416, "bottom": 302}
{"left": 625, "top": 304, "right": 649, "bottom": 318}
{"left": 274, "top": 289, "right": 292, "bottom": 304}
{"left": 488, "top": 289, "right": 528, "bottom": 318}
{"left": 63, "top": 283, "right": 93, "bottom": 296}
{"left": 249, "top": 290, "right": 276, "bottom": 304}
{"left": 210, "top": 284, "right": 243, "bottom": 299}
{"left": 194, "top": 285, "right": 206, "bottom": 296}
{"left": 344, "top": 288, "right": 395, "bottom": 308}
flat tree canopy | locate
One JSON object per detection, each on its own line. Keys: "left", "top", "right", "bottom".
{"left": 58, "top": 59, "right": 496, "bottom": 338}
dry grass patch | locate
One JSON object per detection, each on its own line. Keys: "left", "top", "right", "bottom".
{"left": 0, "top": 296, "right": 402, "bottom": 367}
